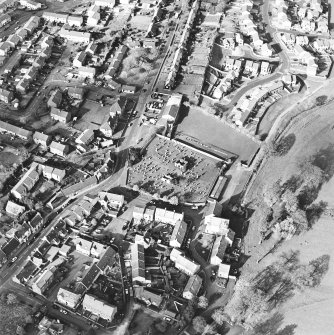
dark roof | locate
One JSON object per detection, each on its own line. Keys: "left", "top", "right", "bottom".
{"left": 38, "top": 241, "right": 51, "bottom": 255}
{"left": 170, "top": 220, "right": 187, "bottom": 245}
{"left": 16, "top": 260, "right": 38, "bottom": 282}
{"left": 80, "top": 264, "right": 101, "bottom": 290}
{"left": 134, "top": 287, "right": 163, "bottom": 307}
{"left": 2, "top": 237, "right": 20, "bottom": 257}
{"left": 97, "top": 247, "right": 117, "bottom": 272}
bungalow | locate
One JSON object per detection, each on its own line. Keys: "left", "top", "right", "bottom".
{"left": 0, "top": 88, "right": 13, "bottom": 103}
{"left": 48, "top": 90, "right": 62, "bottom": 108}
{"left": 183, "top": 274, "right": 202, "bottom": 300}
{"left": 33, "top": 132, "right": 51, "bottom": 147}
{"left": 49, "top": 141, "right": 69, "bottom": 157}
{"left": 50, "top": 108, "right": 71, "bottom": 123}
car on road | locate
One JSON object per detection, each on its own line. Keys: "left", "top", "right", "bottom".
{"left": 11, "top": 257, "right": 17, "bottom": 263}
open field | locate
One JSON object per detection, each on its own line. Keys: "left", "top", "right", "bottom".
{"left": 128, "top": 136, "right": 221, "bottom": 202}
{"left": 239, "top": 95, "right": 334, "bottom": 334}
{"left": 175, "top": 108, "right": 260, "bottom": 163}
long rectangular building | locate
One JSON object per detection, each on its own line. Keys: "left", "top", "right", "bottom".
{"left": 0, "top": 120, "right": 32, "bottom": 140}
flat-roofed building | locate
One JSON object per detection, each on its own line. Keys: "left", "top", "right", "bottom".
{"left": 203, "top": 215, "right": 230, "bottom": 235}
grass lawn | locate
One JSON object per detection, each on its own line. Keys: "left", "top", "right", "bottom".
{"left": 175, "top": 108, "right": 260, "bottom": 163}
{"left": 240, "top": 96, "right": 334, "bottom": 334}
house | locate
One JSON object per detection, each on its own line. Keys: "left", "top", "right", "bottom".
{"left": 33, "top": 132, "right": 51, "bottom": 147}
{"left": 49, "top": 141, "right": 69, "bottom": 157}
{"left": 210, "top": 232, "right": 235, "bottom": 265}
{"left": 87, "top": 12, "right": 100, "bottom": 26}
{"left": 77, "top": 264, "right": 101, "bottom": 293}
{"left": 6, "top": 201, "right": 25, "bottom": 216}
{"left": 218, "top": 263, "right": 230, "bottom": 279}
{"left": 31, "top": 268, "right": 55, "bottom": 295}
{"left": 175, "top": 158, "right": 188, "bottom": 172}
{"left": 131, "top": 243, "right": 148, "bottom": 284}
{"left": 75, "top": 129, "right": 95, "bottom": 145}
{"left": 6, "top": 34, "right": 20, "bottom": 47}
{"left": 86, "top": 42, "right": 98, "bottom": 55}
{"left": 29, "top": 212, "right": 43, "bottom": 234}
{"left": 133, "top": 206, "right": 145, "bottom": 223}
{"left": 169, "top": 220, "right": 187, "bottom": 248}
{"left": 0, "top": 41, "right": 11, "bottom": 56}
{"left": 91, "top": 241, "right": 107, "bottom": 259}
{"left": 1, "top": 237, "right": 20, "bottom": 258}
{"left": 183, "top": 274, "right": 202, "bottom": 300}
{"left": 155, "top": 208, "right": 184, "bottom": 226}
{"left": 20, "top": 0, "right": 42, "bottom": 10}
{"left": 15, "top": 28, "right": 28, "bottom": 41}
{"left": 67, "top": 15, "right": 83, "bottom": 27}
{"left": 68, "top": 87, "right": 84, "bottom": 99}
{"left": 99, "top": 192, "right": 124, "bottom": 210}
{"left": 16, "top": 78, "right": 30, "bottom": 94}
{"left": 48, "top": 90, "right": 62, "bottom": 108}
{"left": 24, "top": 66, "right": 38, "bottom": 81}
{"left": 260, "top": 61, "right": 270, "bottom": 76}
{"left": 0, "top": 14, "right": 11, "bottom": 27}
{"left": 100, "top": 120, "right": 113, "bottom": 138}
{"left": 14, "top": 260, "right": 37, "bottom": 284}
{"left": 143, "top": 205, "right": 155, "bottom": 222}
{"left": 96, "top": 247, "right": 117, "bottom": 273}
{"left": 59, "top": 244, "right": 71, "bottom": 257}
{"left": 170, "top": 248, "right": 200, "bottom": 275}
{"left": 59, "top": 29, "right": 91, "bottom": 44}
{"left": 23, "top": 16, "right": 40, "bottom": 34}
{"left": 43, "top": 12, "right": 68, "bottom": 24}
{"left": 109, "top": 99, "right": 126, "bottom": 116}
{"left": 78, "top": 66, "right": 96, "bottom": 78}
{"left": 75, "top": 237, "right": 92, "bottom": 256}
{"left": 0, "top": 120, "right": 32, "bottom": 140}
{"left": 73, "top": 51, "right": 87, "bottom": 67}
{"left": 50, "top": 108, "right": 71, "bottom": 123}
{"left": 122, "top": 85, "right": 136, "bottom": 93}
{"left": 0, "top": 88, "right": 13, "bottom": 103}
{"left": 57, "top": 288, "right": 81, "bottom": 309}
{"left": 82, "top": 294, "right": 117, "bottom": 322}
{"left": 134, "top": 287, "right": 163, "bottom": 308}
{"left": 52, "top": 168, "right": 66, "bottom": 182}
{"left": 143, "top": 38, "right": 157, "bottom": 48}
{"left": 95, "top": 0, "right": 116, "bottom": 7}
{"left": 203, "top": 215, "right": 230, "bottom": 235}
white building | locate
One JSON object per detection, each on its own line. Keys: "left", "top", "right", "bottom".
{"left": 203, "top": 215, "right": 230, "bottom": 235}
{"left": 170, "top": 248, "right": 200, "bottom": 275}
{"left": 155, "top": 208, "right": 184, "bottom": 226}
{"left": 82, "top": 294, "right": 117, "bottom": 322}
{"left": 169, "top": 220, "right": 187, "bottom": 248}
{"left": 59, "top": 29, "right": 91, "bottom": 44}
{"left": 183, "top": 274, "right": 202, "bottom": 300}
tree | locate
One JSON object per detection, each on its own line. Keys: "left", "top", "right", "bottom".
{"left": 263, "top": 179, "right": 282, "bottom": 207}
{"left": 212, "top": 309, "right": 232, "bottom": 325}
{"left": 192, "top": 316, "right": 207, "bottom": 333}
{"left": 272, "top": 217, "right": 296, "bottom": 240}
{"left": 132, "top": 184, "right": 139, "bottom": 192}
{"left": 153, "top": 193, "right": 159, "bottom": 200}
{"left": 197, "top": 296, "right": 208, "bottom": 309}
{"left": 281, "top": 189, "right": 298, "bottom": 213}
{"left": 6, "top": 293, "right": 18, "bottom": 305}
{"left": 169, "top": 195, "right": 179, "bottom": 205}
{"left": 162, "top": 196, "right": 168, "bottom": 202}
